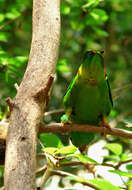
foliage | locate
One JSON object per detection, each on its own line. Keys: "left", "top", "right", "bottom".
{"left": 0, "top": 0, "right": 132, "bottom": 189}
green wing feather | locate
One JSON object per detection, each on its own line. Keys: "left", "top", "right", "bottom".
{"left": 63, "top": 74, "right": 78, "bottom": 118}
{"left": 105, "top": 74, "right": 113, "bottom": 107}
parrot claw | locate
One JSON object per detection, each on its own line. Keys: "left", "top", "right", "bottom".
{"left": 61, "top": 120, "right": 72, "bottom": 135}
{"left": 61, "top": 120, "right": 72, "bottom": 126}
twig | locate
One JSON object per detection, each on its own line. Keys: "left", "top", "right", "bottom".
{"left": 115, "top": 159, "right": 132, "bottom": 169}
{"left": 36, "top": 159, "right": 132, "bottom": 174}
{"left": 39, "top": 166, "right": 53, "bottom": 190}
{"left": 44, "top": 108, "right": 64, "bottom": 116}
{"left": 113, "top": 83, "right": 132, "bottom": 93}
{"left": 51, "top": 170, "right": 100, "bottom": 190}
{"left": 39, "top": 123, "right": 132, "bottom": 139}
{"left": 0, "top": 19, "right": 18, "bottom": 30}
{"left": 36, "top": 165, "right": 47, "bottom": 173}
{"left": 14, "top": 83, "right": 19, "bottom": 91}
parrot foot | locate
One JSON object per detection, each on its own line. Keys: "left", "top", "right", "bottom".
{"left": 61, "top": 121, "right": 72, "bottom": 135}
{"left": 61, "top": 120, "right": 72, "bottom": 126}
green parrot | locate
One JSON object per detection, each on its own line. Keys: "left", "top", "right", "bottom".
{"left": 61, "top": 50, "right": 113, "bottom": 151}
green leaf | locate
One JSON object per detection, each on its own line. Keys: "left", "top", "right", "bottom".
{"left": 82, "top": 0, "right": 99, "bottom": 11}
{"left": 0, "top": 13, "right": 5, "bottom": 22}
{"left": 5, "top": 9, "right": 20, "bottom": 20}
{"left": 93, "top": 26, "right": 109, "bottom": 37}
{"left": 68, "top": 153, "right": 98, "bottom": 164}
{"left": 126, "top": 164, "right": 132, "bottom": 171}
{"left": 39, "top": 134, "right": 63, "bottom": 148}
{"left": 89, "top": 178, "right": 121, "bottom": 190}
{"left": 0, "top": 32, "right": 9, "bottom": 42}
{"left": 91, "top": 8, "right": 108, "bottom": 22}
{"left": 0, "top": 50, "right": 8, "bottom": 58}
{"left": 105, "top": 143, "right": 123, "bottom": 156}
{"left": 86, "top": 8, "right": 108, "bottom": 26}
{"left": 43, "top": 147, "right": 58, "bottom": 155}
{"left": 55, "top": 145, "right": 77, "bottom": 155}
{"left": 61, "top": 2, "right": 70, "bottom": 15}
{"left": 120, "top": 154, "right": 132, "bottom": 161}
{"left": 57, "top": 59, "right": 70, "bottom": 72}
{"left": 109, "top": 170, "right": 132, "bottom": 178}
{"left": 9, "top": 56, "right": 28, "bottom": 67}
{"left": 127, "top": 180, "right": 132, "bottom": 190}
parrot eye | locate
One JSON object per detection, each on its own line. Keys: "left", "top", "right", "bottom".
{"left": 101, "top": 51, "right": 104, "bottom": 54}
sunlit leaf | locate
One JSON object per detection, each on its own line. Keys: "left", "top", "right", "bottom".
{"left": 90, "top": 178, "right": 121, "bottom": 190}
{"left": 0, "top": 13, "right": 5, "bottom": 22}
{"left": 120, "top": 154, "right": 132, "bottom": 162}
{"left": 82, "top": 0, "right": 99, "bottom": 11}
{"left": 0, "top": 32, "right": 9, "bottom": 42}
{"left": 5, "top": 9, "right": 20, "bottom": 19}
{"left": 86, "top": 8, "right": 108, "bottom": 26}
{"left": 57, "top": 59, "right": 70, "bottom": 72}
{"left": 55, "top": 145, "right": 77, "bottom": 155}
{"left": 68, "top": 153, "right": 98, "bottom": 164}
{"left": 109, "top": 170, "right": 132, "bottom": 178}
{"left": 61, "top": 2, "right": 70, "bottom": 15}
{"left": 43, "top": 147, "right": 58, "bottom": 155}
{"left": 105, "top": 143, "right": 123, "bottom": 156}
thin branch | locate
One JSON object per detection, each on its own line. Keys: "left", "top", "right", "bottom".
{"left": 51, "top": 170, "right": 100, "bottom": 190}
{"left": 36, "top": 159, "right": 132, "bottom": 174}
{"left": 14, "top": 83, "right": 19, "bottom": 91}
{"left": 44, "top": 108, "right": 64, "bottom": 116}
{"left": 115, "top": 159, "right": 132, "bottom": 169}
{"left": 39, "top": 123, "right": 132, "bottom": 139}
{"left": 113, "top": 83, "right": 132, "bottom": 93}
{"left": 60, "top": 161, "right": 116, "bottom": 169}
{"left": 36, "top": 165, "right": 47, "bottom": 173}
{"left": 39, "top": 166, "right": 53, "bottom": 190}
{"left": 0, "top": 19, "right": 18, "bottom": 31}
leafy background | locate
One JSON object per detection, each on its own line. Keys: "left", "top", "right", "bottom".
{"left": 0, "top": 0, "right": 132, "bottom": 189}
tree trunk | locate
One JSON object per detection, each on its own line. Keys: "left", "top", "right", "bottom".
{"left": 4, "top": 0, "right": 60, "bottom": 189}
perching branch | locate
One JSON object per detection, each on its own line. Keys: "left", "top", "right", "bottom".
{"left": 1, "top": 120, "right": 132, "bottom": 141}
{"left": 39, "top": 123, "right": 132, "bottom": 139}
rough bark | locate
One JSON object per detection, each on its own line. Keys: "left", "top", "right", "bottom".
{"left": 4, "top": 0, "right": 60, "bottom": 190}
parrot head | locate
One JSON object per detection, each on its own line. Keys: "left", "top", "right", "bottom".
{"left": 78, "top": 50, "right": 106, "bottom": 85}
